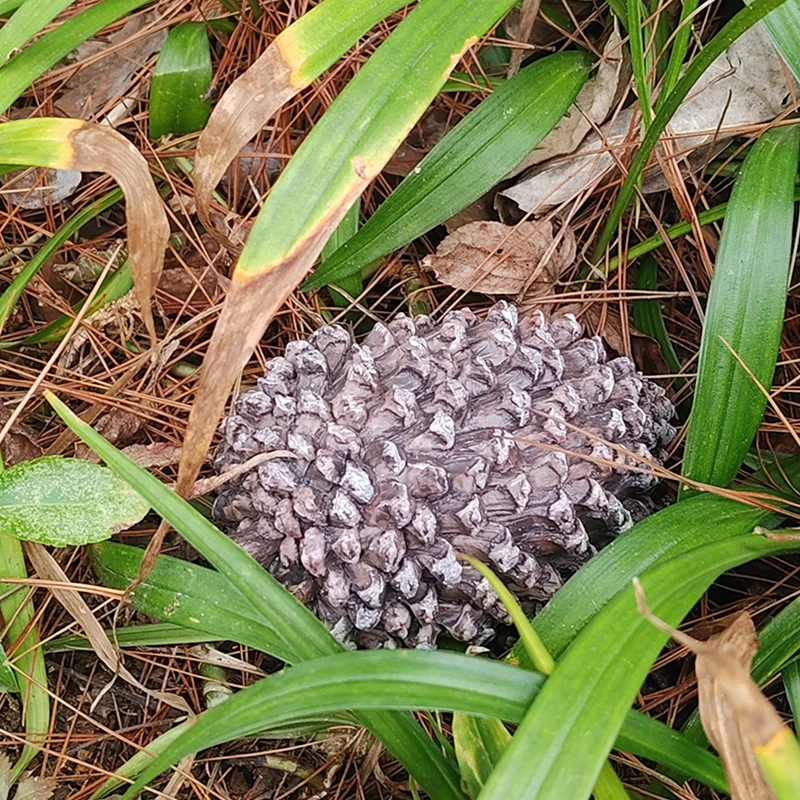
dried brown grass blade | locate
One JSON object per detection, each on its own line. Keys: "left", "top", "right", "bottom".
{"left": 635, "top": 579, "right": 782, "bottom": 800}
{"left": 68, "top": 125, "right": 169, "bottom": 342}
{"left": 192, "top": 46, "right": 297, "bottom": 235}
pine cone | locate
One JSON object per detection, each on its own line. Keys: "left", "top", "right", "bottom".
{"left": 213, "top": 302, "right": 675, "bottom": 648}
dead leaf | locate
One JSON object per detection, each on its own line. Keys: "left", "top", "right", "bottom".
{"left": 508, "top": 27, "right": 625, "bottom": 178}
{"left": 75, "top": 410, "right": 143, "bottom": 461}
{"left": 0, "top": 404, "right": 42, "bottom": 467}
{"left": 0, "top": 754, "right": 55, "bottom": 800}
{"left": 121, "top": 442, "right": 182, "bottom": 469}
{"left": 422, "top": 219, "right": 575, "bottom": 296}
{"left": 1, "top": 167, "right": 82, "bottom": 210}
{"left": 636, "top": 580, "right": 788, "bottom": 800}
{"left": 55, "top": 11, "right": 167, "bottom": 120}
{"left": 501, "top": 25, "right": 796, "bottom": 214}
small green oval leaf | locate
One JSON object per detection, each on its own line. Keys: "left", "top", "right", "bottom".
{"left": 0, "top": 456, "right": 150, "bottom": 546}
{"left": 149, "top": 21, "right": 213, "bottom": 139}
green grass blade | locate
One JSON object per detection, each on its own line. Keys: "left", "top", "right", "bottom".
{"left": 627, "top": 0, "right": 652, "bottom": 129}
{"left": 0, "top": 533, "right": 49, "bottom": 780}
{"left": 683, "top": 125, "right": 800, "bottom": 487}
{"left": 0, "top": 188, "right": 122, "bottom": 337}
{"left": 0, "top": 0, "right": 75, "bottom": 65}
{"left": 149, "top": 22, "right": 213, "bottom": 139}
{"left": 592, "top": 0, "right": 793, "bottom": 261}
{"left": 0, "top": 0, "right": 155, "bottom": 115}
{"left": 90, "top": 540, "right": 298, "bottom": 663}
{"left": 44, "top": 622, "right": 218, "bottom": 653}
{"left": 322, "top": 199, "right": 362, "bottom": 305}
{"left": 658, "top": 0, "right": 699, "bottom": 103}
{"left": 45, "top": 392, "right": 467, "bottom": 800}
{"left": 480, "top": 533, "right": 800, "bottom": 800}
{"left": 632, "top": 255, "right": 683, "bottom": 376}
{"left": 301, "top": 51, "right": 590, "bottom": 291}
{"left": 508, "top": 489, "right": 787, "bottom": 667}
{"left": 749, "top": 0, "right": 800, "bottom": 80}
{"left": 108, "top": 649, "right": 724, "bottom": 799}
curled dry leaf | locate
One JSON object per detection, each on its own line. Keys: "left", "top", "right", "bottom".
{"left": 636, "top": 580, "right": 793, "bottom": 800}
{"left": 501, "top": 25, "right": 796, "bottom": 214}
{"left": 66, "top": 124, "right": 169, "bottom": 340}
{"left": 422, "top": 219, "right": 575, "bottom": 296}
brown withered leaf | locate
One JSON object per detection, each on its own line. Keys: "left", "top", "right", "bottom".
{"left": 66, "top": 124, "right": 170, "bottom": 341}
{"left": 121, "top": 442, "right": 182, "bottom": 470}
{"left": 636, "top": 580, "right": 783, "bottom": 800}
{"left": 55, "top": 11, "right": 167, "bottom": 120}
{"left": 422, "top": 219, "right": 575, "bottom": 296}
{"left": 0, "top": 404, "right": 42, "bottom": 467}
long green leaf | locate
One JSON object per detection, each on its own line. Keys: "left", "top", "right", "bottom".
{"left": 0, "top": 0, "right": 75, "bottom": 65}
{"left": 109, "top": 649, "right": 725, "bottom": 799}
{"left": 0, "top": 533, "right": 49, "bottom": 780}
{"left": 90, "top": 540, "right": 298, "bottom": 663}
{"left": 192, "top": 0, "right": 414, "bottom": 225}
{"left": 0, "top": 0, "right": 155, "bottom": 115}
{"left": 683, "top": 125, "right": 800, "bottom": 487}
{"left": 45, "top": 392, "right": 466, "bottom": 800}
{"left": 592, "top": 0, "right": 794, "bottom": 261}
{"left": 302, "top": 51, "right": 590, "bottom": 291}
{"left": 481, "top": 534, "right": 800, "bottom": 800}
{"left": 149, "top": 22, "right": 213, "bottom": 139}
{"left": 509, "top": 489, "right": 785, "bottom": 666}
{"left": 751, "top": 0, "right": 800, "bottom": 80}
{"left": 44, "top": 622, "right": 218, "bottom": 653}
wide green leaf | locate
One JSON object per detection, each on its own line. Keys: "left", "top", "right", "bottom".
{"left": 302, "top": 51, "right": 590, "bottom": 291}
{"left": 0, "top": 532, "right": 48, "bottom": 780}
{"left": 508, "top": 488, "right": 786, "bottom": 666}
{"left": 91, "top": 540, "right": 298, "bottom": 663}
{"left": 149, "top": 22, "right": 213, "bottom": 139}
{"left": 752, "top": 0, "right": 800, "bottom": 79}
{"left": 481, "top": 534, "right": 800, "bottom": 800}
{"left": 0, "top": 457, "right": 149, "bottom": 546}
{"left": 0, "top": 641, "right": 17, "bottom": 694}
{"left": 453, "top": 715, "right": 511, "bottom": 798}
{"left": 45, "top": 392, "right": 466, "bottom": 800}
{"left": 683, "top": 125, "right": 800, "bottom": 487}
{"left": 111, "top": 649, "right": 725, "bottom": 799}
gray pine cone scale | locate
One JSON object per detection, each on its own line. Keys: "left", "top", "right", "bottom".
{"left": 213, "top": 302, "right": 675, "bottom": 649}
